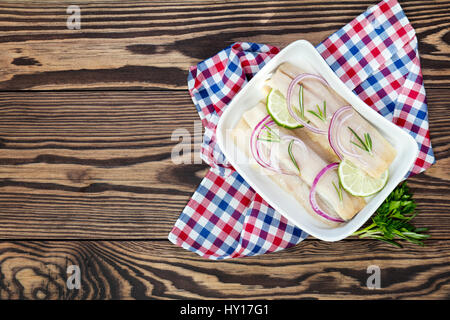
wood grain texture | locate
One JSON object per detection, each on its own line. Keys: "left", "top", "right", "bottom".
{"left": 0, "top": 89, "right": 448, "bottom": 239}
{"left": 0, "top": 91, "right": 206, "bottom": 238}
{"left": 0, "top": 0, "right": 448, "bottom": 90}
{"left": 0, "top": 240, "right": 448, "bottom": 299}
{"left": 0, "top": 0, "right": 448, "bottom": 300}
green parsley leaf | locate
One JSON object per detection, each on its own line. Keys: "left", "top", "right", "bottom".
{"left": 352, "top": 182, "right": 430, "bottom": 248}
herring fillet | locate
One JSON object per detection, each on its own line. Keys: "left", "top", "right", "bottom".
{"left": 264, "top": 71, "right": 340, "bottom": 163}
{"left": 241, "top": 102, "right": 365, "bottom": 221}
{"left": 337, "top": 108, "right": 397, "bottom": 178}
{"left": 278, "top": 62, "right": 397, "bottom": 178}
{"left": 230, "top": 117, "right": 340, "bottom": 227}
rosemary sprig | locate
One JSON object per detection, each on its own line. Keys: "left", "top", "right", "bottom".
{"left": 348, "top": 127, "right": 372, "bottom": 154}
{"left": 298, "top": 85, "right": 306, "bottom": 120}
{"left": 332, "top": 180, "right": 343, "bottom": 202}
{"left": 257, "top": 125, "right": 281, "bottom": 142}
{"left": 288, "top": 139, "right": 301, "bottom": 175}
{"left": 257, "top": 137, "right": 280, "bottom": 143}
{"left": 307, "top": 101, "right": 327, "bottom": 122}
{"left": 364, "top": 132, "right": 372, "bottom": 151}
{"left": 264, "top": 125, "right": 281, "bottom": 140}
{"left": 352, "top": 182, "right": 430, "bottom": 248}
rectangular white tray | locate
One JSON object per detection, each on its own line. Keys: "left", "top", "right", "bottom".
{"left": 216, "top": 40, "right": 418, "bottom": 241}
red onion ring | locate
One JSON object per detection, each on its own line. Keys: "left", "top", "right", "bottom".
{"left": 309, "top": 163, "right": 345, "bottom": 223}
{"left": 286, "top": 73, "right": 329, "bottom": 135}
{"left": 250, "top": 115, "right": 278, "bottom": 171}
{"left": 328, "top": 105, "right": 362, "bottom": 159}
{"left": 250, "top": 115, "right": 308, "bottom": 175}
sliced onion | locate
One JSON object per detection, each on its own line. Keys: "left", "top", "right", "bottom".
{"left": 328, "top": 105, "right": 362, "bottom": 159}
{"left": 286, "top": 73, "right": 329, "bottom": 135}
{"left": 309, "top": 163, "right": 345, "bottom": 223}
{"left": 250, "top": 115, "right": 308, "bottom": 175}
{"left": 250, "top": 115, "right": 278, "bottom": 171}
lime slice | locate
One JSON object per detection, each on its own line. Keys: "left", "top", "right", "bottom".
{"left": 266, "top": 88, "right": 302, "bottom": 129}
{"left": 338, "top": 159, "right": 388, "bottom": 197}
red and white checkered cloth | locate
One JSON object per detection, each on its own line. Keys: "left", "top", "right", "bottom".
{"left": 168, "top": 0, "right": 434, "bottom": 259}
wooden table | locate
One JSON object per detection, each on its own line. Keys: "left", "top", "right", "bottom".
{"left": 0, "top": 0, "right": 448, "bottom": 300}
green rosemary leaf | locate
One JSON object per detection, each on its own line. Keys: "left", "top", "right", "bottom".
{"left": 348, "top": 127, "right": 372, "bottom": 153}
{"left": 307, "top": 104, "right": 326, "bottom": 122}
{"left": 348, "top": 127, "right": 367, "bottom": 149}
{"left": 288, "top": 139, "right": 301, "bottom": 175}
{"left": 365, "top": 133, "right": 372, "bottom": 151}
{"left": 264, "top": 125, "right": 280, "bottom": 140}
{"left": 350, "top": 140, "right": 368, "bottom": 151}
{"left": 299, "top": 85, "right": 305, "bottom": 119}
{"left": 332, "top": 181, "right": 343, "bottom": 202}
{"left": 257, "top": 137, "right": 280, "bottom": 143}
{"left": 307, "top": 110, "right": 322, "bottom": 120}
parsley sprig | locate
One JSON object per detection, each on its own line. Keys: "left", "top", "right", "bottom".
{"left": 353, "top": 182, "right": 430, "bottom": 248}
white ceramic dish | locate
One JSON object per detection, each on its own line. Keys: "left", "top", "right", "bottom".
{"left": 216, "top": 40, "right": 419, "bottom": 241}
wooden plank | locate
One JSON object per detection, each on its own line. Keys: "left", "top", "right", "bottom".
{"left": 0, "top": 240, "right": 448, "bottom": 299}
{"left": 0, "top": 0, "right": 448, "bottom": 90}
{"left": 0, "top": 90, "right": 206, "bottom": 238}
{"left": 0, "top": 89, "right": 448, "bottom": 239}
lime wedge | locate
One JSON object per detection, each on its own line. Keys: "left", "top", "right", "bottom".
{"left": 338, "top": 159, "right": 388, "bottom": 197}
{"left": 266, "top": 88, "right": 302, "bottom": 129}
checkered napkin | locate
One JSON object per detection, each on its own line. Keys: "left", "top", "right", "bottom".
{"left": 168, "top": 0, "right": 435, "bottom": 259}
